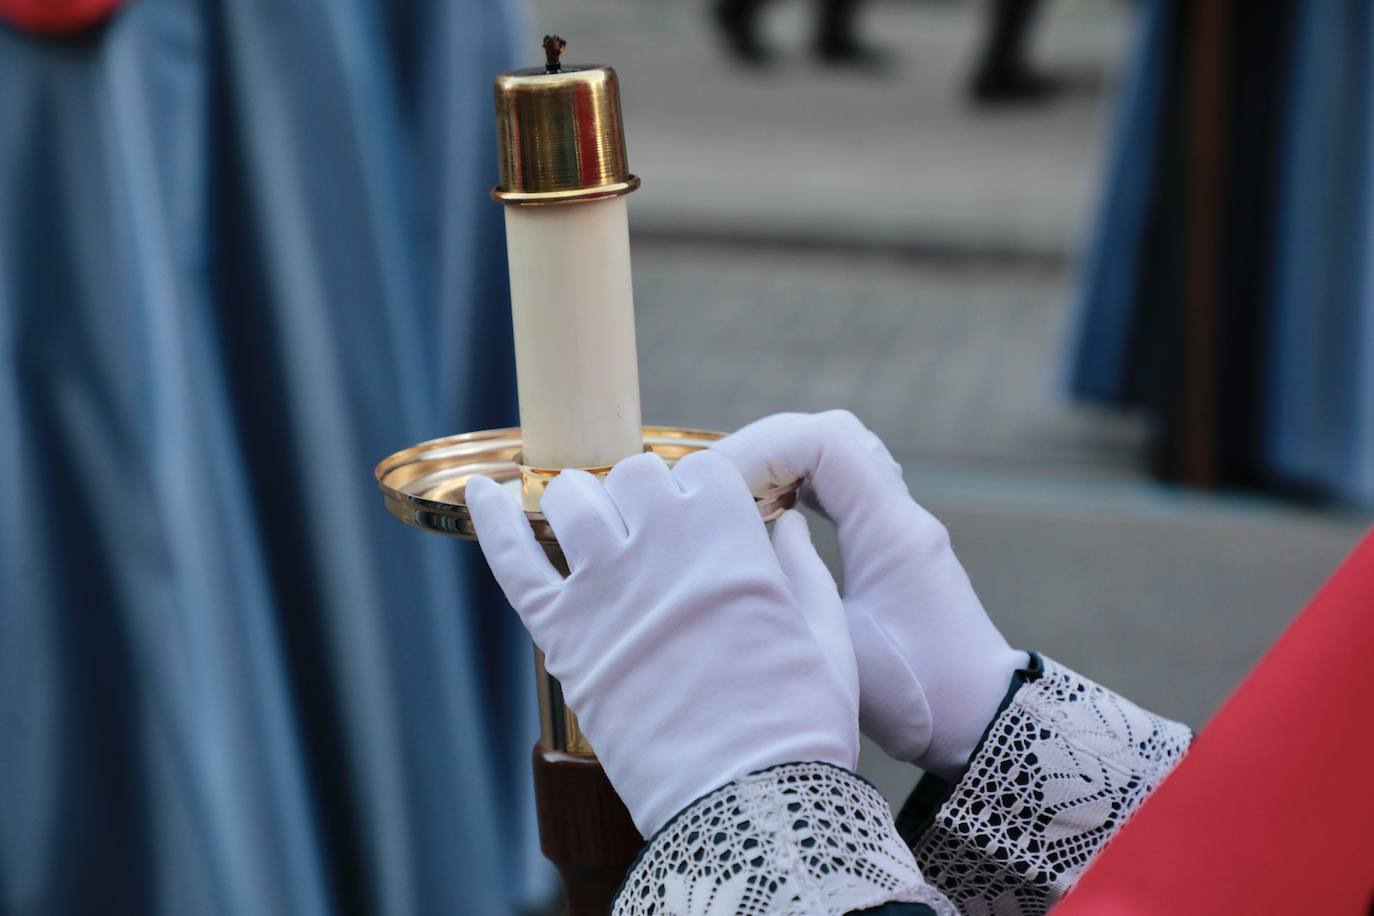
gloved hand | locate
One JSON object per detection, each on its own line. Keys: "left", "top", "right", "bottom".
{"left": 466, "top": 450, "right": 860, "bottom": 836}
{"left": 714, "top": 411, "right": 1026, "bottom": 779}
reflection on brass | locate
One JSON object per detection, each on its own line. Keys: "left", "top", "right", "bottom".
{"left": 563, "top": 706, "right": 595, "bottom": 756}
{"left": 515, "top": 446, "right": 654, "bottom": 511}
{"left": 534, "top": 643, "right": 595, "bottom": 755}
{"left": 515, "top": 454, "right": 616, "bottom": 512}
{"left": 491, "top": 48, "right": 638, "bottom": 205}
{"left": 534, "top": 645, "right": 557, "bottom": 749}
{"left": 531, "top": 546, "right": 597, "bottom": 755}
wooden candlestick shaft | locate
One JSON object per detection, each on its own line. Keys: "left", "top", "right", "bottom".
{"left": 531, "top": 745, "right": 644, "bottom": 916}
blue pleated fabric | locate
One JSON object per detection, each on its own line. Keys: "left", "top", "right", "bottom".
{"left": 1068, "top": 0, "right": 1374, "bottom": 504}
{"left": 1066, "top": 0, "right": 1171, "bottom": 404}
{"left": 1266, "top": 1, "right": 1374, "bottom": 503}
{"left": 0, "top": 1, "right": 554, "bottom": 913}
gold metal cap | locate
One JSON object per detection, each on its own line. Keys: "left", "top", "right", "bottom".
{"left": 492, "top": 36, "right": 640, "bottom": 205}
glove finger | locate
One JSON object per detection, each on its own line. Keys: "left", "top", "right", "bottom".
{"left": 715, "top": 410, "right": 905, "bottom": 528}
{"left": 847, "top": 607, "right": 934, "bottom": 764}
{"left": 540, "top": 468, "right": 630, "bottom": 573}
{"left": 711, "top": 412, "right": 812, "bottom": 492}
{"left": 853, "top": 420, "right": 904, "bottom": 480}
{"left": 671, "top": 449, "right": 768, "bottom": 529}
{"left": 771, "top": 510, "right": 858, "bottom": 704}
{"left": 670, "top": 448, "right": 748, "bottom": 499}
{"left": 466, "top": 475, "right": 564, "bottom": 621}
{"left": 603, "top": 452, "right": 681, "bottom": 533}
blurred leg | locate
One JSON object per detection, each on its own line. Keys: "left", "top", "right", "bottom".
{"left": 714, "top": 0, "right": 772, "bottom": 64}
{"left": 816, "top": 0, "right": 858, "bottom": 53}
{"left": 970, "top": 0, "right": 1059, "bottom": 102}
{"left": 816, "top": 0, "right": 888, "bottom": 67}
{"left": 983, "top": 0, "right": 1039, "bottom": 75}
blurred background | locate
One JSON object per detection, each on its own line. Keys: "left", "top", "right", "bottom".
{"left": 2, "top": 0, "right": 1371, "bottom": 913}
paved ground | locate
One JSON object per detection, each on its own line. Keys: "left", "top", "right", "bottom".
{"left": 633, "top": 244, "right": 1140, "bottom": 474}
{"left": 525, "top": 0, "right": 1374, "bottom": 811}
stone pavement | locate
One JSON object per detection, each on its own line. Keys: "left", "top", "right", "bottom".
{"left": 524, "top": 0, "right": 1373, "bottom": 807}
{"left": 633, "top": 243, "right": 1138, "bottom": 474}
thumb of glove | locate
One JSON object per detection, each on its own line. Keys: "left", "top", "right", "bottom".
{"left": 771, "top": 510, "right": 859, "bottom": 715}
{"left": 465, "top": 474, "right": 563, "bottom": 636}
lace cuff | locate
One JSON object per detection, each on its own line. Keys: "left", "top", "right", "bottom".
{"left": 902, "top": 655, "right": 1191, "bottom": 915}
{"left": 613, "top": 761, "right": 956, "bottom": 916}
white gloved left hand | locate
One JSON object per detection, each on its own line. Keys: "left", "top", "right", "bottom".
{"left": 714, "top": 411, "right": 1026, "bottom": 780}
{"left": 466, "top": 450, "right": 859, "bottom": 837}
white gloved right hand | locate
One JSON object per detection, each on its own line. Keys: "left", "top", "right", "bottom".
{"left": 715, "top": 411, "right": 1027, "bottom": 779}
{"left": 466, "top": 450, "right": 860, "bottom": 837}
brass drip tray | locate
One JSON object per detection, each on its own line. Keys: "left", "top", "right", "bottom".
{"left": 375, "top": 426, "right": 801, "bottom": 543}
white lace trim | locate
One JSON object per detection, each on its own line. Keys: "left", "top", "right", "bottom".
{"left": 911, "top": 656, "right": 1191, "bottom": 916}
{"left": 614, "top": 761, "right": 956, "bottom": 916}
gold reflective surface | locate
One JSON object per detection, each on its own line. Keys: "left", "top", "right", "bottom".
{"left": 375, "top": 426, "right": 801, "bottom": 542}
{"left": 533, "top": 550, "right": 596, "bottom": 755}
{"left": 533, "top": 643, "right": 595, "bottom": 755}
{"left": 492, "top": 63, "right": 639, "bottom": 205}
{"left": 515, "top": 454, "right": 616, "bottom": 513}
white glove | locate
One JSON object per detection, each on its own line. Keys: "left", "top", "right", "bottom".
{"left": 466, "top": 450, "right": 860, "bottom": 836}
{"left": 714, "top": 411, "right": 1026, "bottom": 779}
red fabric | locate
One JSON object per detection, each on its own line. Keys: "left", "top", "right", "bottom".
{"left": 0, "top": 0, "right": 122, "bottom": 34}
{"left": 1056, "top": 527, "right": 1374, "bottom": 915}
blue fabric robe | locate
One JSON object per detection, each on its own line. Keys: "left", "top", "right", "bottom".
{"left": 0, "top": 1, "right": 552, "bottom": 912}
{"left": 1068, "top": 0, "right": 1374, "bottom": 504}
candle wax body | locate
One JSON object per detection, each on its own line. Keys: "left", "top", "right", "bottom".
{"left": 504, "top": 196, "right": 644, "bottom": 479}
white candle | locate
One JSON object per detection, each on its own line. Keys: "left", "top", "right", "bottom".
{"left": 492, "top": 47, "right": 643, "bottom": 508}
{"left": 504, "top": 195, "right": 643, "bottom": 475}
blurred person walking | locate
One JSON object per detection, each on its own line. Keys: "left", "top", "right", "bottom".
{"left": 713, "top": 0, "right": 881, "bottom": 66}
{"left": 712, "top": 0, "right": 1060, "bottom": 106}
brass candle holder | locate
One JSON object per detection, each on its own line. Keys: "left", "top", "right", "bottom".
{"left": 375, "top": 426, "right": 801, "bottom": 753}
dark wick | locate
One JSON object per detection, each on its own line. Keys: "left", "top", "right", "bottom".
{"left": 543, "top": 35, "right": 567, "bottom": 73}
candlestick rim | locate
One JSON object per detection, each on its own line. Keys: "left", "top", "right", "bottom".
{"left": 375, "top": 425, "right": 801, "bottom": 543}
{"left": 491, "top": 176, "right": 640, "bottom": 206}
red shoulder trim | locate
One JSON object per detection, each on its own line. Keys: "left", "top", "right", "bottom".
{"left": 0, "top": 0, "right": 124, "bottom": 35}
